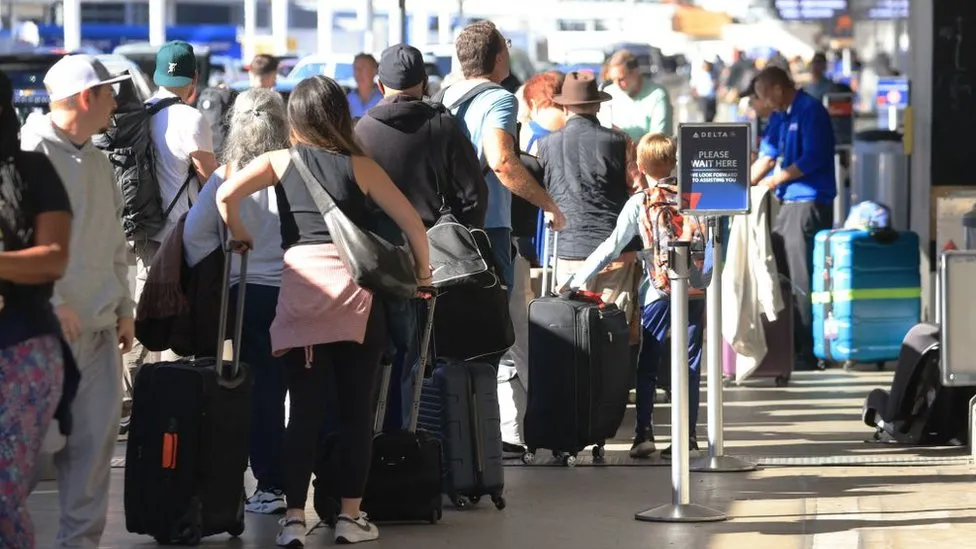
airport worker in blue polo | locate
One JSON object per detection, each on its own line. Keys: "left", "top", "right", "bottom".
{"left": 752, "top": 65, "right": 836, "bottom": 372}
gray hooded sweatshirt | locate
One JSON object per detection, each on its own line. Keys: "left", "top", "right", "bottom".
{"left": 21, "top": 113, "right": 134, "bottom": 332}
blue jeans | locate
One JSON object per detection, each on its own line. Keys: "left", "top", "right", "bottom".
{"left": 382, "top": 298, "right": 420, "bottom": 431}
{"left": 635, "top": 298, "right": 706, "bottom": 438}
{"left": 230, "top": 283, "right": 287, "bottom": 491}
{"left": 486, "top": 227, "right": 515, "bottom": 296}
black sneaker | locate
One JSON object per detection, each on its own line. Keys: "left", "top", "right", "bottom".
{"left": 660, "top": 437, "right": 700, "bottom": 460}
{"left": 629, "top": 432, "right": 657, "bottom": 459}
{"left": 502, "top": 442, "right": 526, "bottom": 459}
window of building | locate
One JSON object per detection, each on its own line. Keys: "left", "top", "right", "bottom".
{"left": 558, "top": 19, "right": 588, "bottom": 31}
{"left": 131, "top": 2, "right": 149, "bottom": 25}
{"left": 80, "top": 2, "right": 127, "bottom": 24}
{"left": 175, "top": 3, "right": 231, "bottom": 25}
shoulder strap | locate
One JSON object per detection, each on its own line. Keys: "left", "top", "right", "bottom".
{"left": 288, "top": 147, "right": 340, "bottom": 216}
{"left": 146, "top": 96, "right": 182, "bottom": 117}
{"left": 445, "top": 82, "right": 504, "bottom": 111}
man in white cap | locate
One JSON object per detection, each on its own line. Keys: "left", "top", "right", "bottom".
{"left": 20, "top": 54, "right": 135, "bottom": 549}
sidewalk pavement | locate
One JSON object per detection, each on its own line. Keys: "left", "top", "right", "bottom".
{"left": 28, "top": 369, "right": 976, "bottom": 549}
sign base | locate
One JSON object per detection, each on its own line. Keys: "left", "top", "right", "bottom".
{"left": 690, "top": 455, "right": 758, "bottom": 473}
{"left": 635, "top": 503, "right": 728, "bottom": 523}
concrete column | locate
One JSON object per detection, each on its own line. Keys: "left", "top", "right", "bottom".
{"left": 438, "top": 4, "right": 452, "bottom": 44}
{"left": 272, "top": 0, "right": 289, "bottom": 55}
{"left": 388, "top": 4, "right": 403, "bottom": 46}
{"left": 148, "top": 0, "right": 166, "bottom": 46}
{"left": 317, "top": 0, "right": 333, "bottom": 55}
{"left": 411, "top": 8, "right": 428, "bottom": 46}
{"left": 909, "top": 0, "right": 934, "bottom": 319}
{"left": 243, "top": 0, "right": 257, "bottom": 62}
{"left": 361, "top": 0, "right": 375, "bottom": 52}
{"left": 62, "top": 0, "right": 80, "bottom": 50}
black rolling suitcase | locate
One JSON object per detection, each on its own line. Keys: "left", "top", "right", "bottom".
{"left": 124, "top": 243, "right": 253, "bottom": 545}
{"left": 417, "top": 356, "right": 506, "bottom": 511}
{"left": 314, "top": 296, "right": 444, "bottom": 526}
{"left": 524, "top": 224, "right": 632, "bottom": 466}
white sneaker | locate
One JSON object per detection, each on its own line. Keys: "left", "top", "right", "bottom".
{"left": 246, "top": 488, "right": 287, "bottom": 514}
{"left": 275, "top": 517, "right": 306, "bottom": 548}
{"left": 334, "top": 513, "right": 379, "bottom": 545}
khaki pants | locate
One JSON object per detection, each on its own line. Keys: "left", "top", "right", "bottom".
{"left": 555, "top": 252, "right": 642, "bottom": 344}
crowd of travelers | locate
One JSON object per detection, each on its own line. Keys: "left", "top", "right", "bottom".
{"left": 0, "top": 17, "right": 838, "bottom": 549}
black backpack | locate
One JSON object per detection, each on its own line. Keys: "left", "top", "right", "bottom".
{"left": 93, "top": 79, "right": 184, "bottom": 240}
{"left": 197, "top": 86, "right": 238, "bottom": 159}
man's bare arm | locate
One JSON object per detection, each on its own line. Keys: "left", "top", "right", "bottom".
{"left": 751, "top": 156, "right": 775, "bottom": 185}
{"left": 484, "top": 128, "right": 554, "bottom": 210}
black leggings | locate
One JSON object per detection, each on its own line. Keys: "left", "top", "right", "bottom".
{"left": 283, "top": 303, "right": 387, "bottom": 509}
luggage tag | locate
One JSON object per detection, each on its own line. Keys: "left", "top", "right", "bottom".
{"left": 824, "top": 312, "right": 840, "bottom": 340}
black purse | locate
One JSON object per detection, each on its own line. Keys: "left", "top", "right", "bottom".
{"left": 289, "top": 148, "right": 418, "bottom": 300}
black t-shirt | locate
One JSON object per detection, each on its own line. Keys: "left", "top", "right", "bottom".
{"left": 0, "top": 151, "right": 72, "bottom": 349}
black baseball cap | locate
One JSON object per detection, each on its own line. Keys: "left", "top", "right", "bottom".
{"left": 378, "top": 44, "right": 426, "bottom": 90}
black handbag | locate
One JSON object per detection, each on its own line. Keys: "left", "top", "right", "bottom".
{"left": 289, "top": 148, "right": 418, "bottom": 300}
{"left": 426, "top": 115, "right": 494, "bottom": 289}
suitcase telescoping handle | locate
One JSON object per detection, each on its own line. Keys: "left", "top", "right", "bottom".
{"left": 216, "top": 240, "right": 249, "bottom": 380}
{"left": 372, "top": 294, "right": 438, "bottom": 435}
{"left": 540, "top": 218, "right": 559, "bottom": 297}
{"left": 408, "top": 294, "right": 437, "bottom": 433}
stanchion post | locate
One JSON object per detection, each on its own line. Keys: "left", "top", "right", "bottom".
{"left": 636, "top": 242, "right": 727, "bottom": 523}
{"left": 691, "top": 218, "right": 756, "bottom": 473}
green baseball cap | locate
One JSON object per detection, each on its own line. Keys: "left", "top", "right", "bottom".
{"left": 154, "top": 40, "right": 197, "bottom": 87}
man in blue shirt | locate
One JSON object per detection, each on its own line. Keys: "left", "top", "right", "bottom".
{"left": 754, "top": 66, "right": 836, "bottom": 371}
{"left": 347, "top": 53, "right": 382, "bottom": 119}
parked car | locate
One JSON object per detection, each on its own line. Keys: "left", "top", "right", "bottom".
{"left": 0, "top": 52, "right": 153, "bottom": 123}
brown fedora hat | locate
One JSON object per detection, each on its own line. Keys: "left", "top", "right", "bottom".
{"left": 552, "top": 71, "right": 612, "bottom": 106}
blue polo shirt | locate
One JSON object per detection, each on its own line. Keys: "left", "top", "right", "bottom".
{"left": 347, "top": 88, "right": 383, "bottom": 119}
{"left": 776, "top": 90, "right": 836, "bottom": 204}
{"left": 759, "top": 112, "right": 784, "bottom": 159}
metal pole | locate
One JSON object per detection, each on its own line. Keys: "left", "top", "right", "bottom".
{"left": 400, "top": 0, "right": 408, "bottom": 47}
{"left": 692, "top": 219, "right": 756, "bottom": 473}
{"left": 271, "top": 0, "right": 289, "bottom": 56}
{"left": 636, "top": 242, "right": 727, "bottom": 523}
{"left": 887, "top": 105, "right": 898, "bottom": 132}
{"left": 833, "top": 152, "right": 845, "bottom": 227}
{"left": 244, "top": 0, "right": 257, "bottom": 62}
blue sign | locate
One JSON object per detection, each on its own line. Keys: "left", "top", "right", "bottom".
{"left": 677, "top": 123, "right": 752, "bottom": 216}
{"left": 876, "top": 77, "right": 910, "bottom": 109}
{"left": 34, "top": 24, "right": 241, "bottom": 59}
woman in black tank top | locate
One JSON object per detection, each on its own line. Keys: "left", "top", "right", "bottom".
{"left": 216, "top": 76, "right": 431, "bottom": 547}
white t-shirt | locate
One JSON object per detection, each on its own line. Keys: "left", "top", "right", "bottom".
{"left": 146, "top": 88, "right": 214, "bottom": 242}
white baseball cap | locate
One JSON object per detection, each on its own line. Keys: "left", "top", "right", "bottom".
{"left": 43, "top": 54, "right": 131, "bottom": 102}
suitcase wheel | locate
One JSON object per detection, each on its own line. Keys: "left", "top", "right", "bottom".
{"left": 521, "top": 450, "right": 535, "bottom": 465}
{"left": 227, "top": 520, "right": 245, "bottom": 537}
{"left": 876, "top": 362, "right": 886, "bottom": 371}
{"left": 552, "top": 452, "right": 577, "bottom": 467}
{"left": 451, "top": 495, "right": 470, "bottom": 510}
{"left": 775, "top": 375, "right": 789, "bottom": 388}
{"left": 843, "top": 360, "right": 857, "bottom": 372}
{"left": 591, "top": 445, "right": 606, "bottom": 461}
{"left": 491, "top": 494, "right": 506, "bottom": 511}
{"left": 469, "top": 495, "right": 481, "bottom": 505}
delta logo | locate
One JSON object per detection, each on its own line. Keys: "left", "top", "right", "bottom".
{"left": 692, "top": 131, "right": 735, "bottom": 138}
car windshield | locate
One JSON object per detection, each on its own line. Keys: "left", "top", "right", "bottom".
{"left": 3, "top": 67, "right": 53, "bottom": 123}
{"left": 289, "top": 61, "right": 354, "bottom": 82}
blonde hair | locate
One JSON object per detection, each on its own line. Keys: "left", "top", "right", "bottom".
{"left": 636, "top": 133, "right": 677, "bottom": 172}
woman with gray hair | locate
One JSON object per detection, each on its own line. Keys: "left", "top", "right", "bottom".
{"left": 183, "top": 87, "right": 291, "bottom": 515}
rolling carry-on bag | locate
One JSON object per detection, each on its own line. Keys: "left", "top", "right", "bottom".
{"left": 524, "top": 222, "right": 632, "bottom": 466}
{"left": 124, "top": 242, "right": 253, "bottom": 545}
{"left": 314, "top": 295, "right": 444, "bottom": 526}
{"left": 723, "top": 279, "right": 794, "bottom": 386}
{"left": 813, "top": 228, "right": 921, "bottom": 370}
{"left": 417, "top": 354, "right": 507, "bottom": 511}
